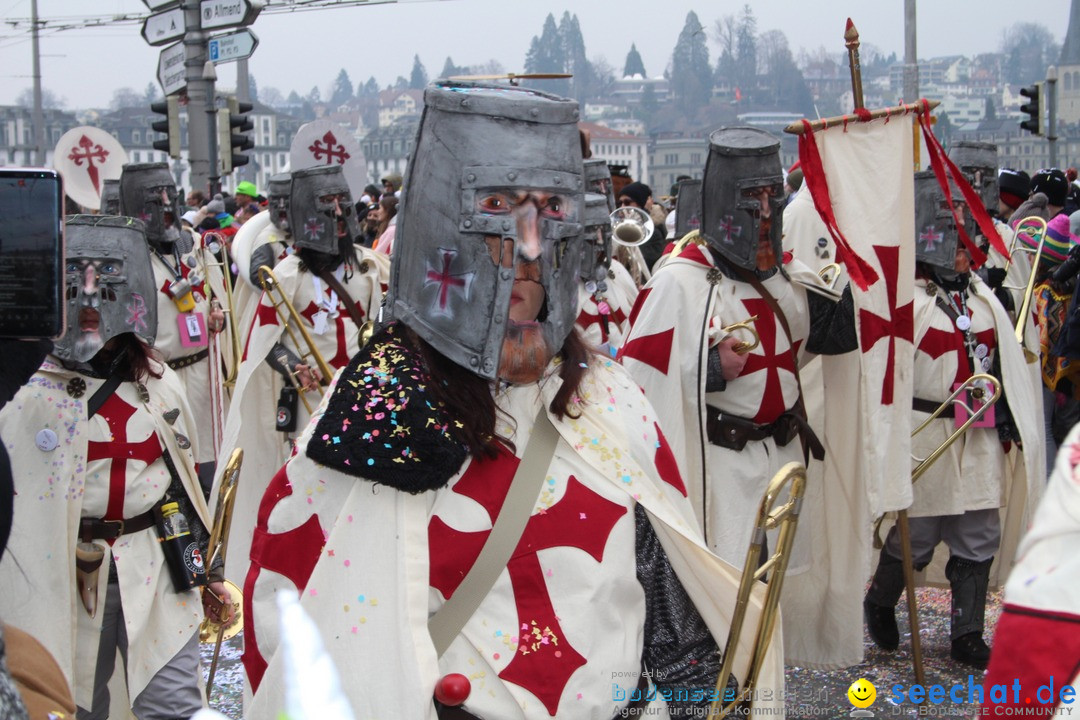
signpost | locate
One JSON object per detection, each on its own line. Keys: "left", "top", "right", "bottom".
{"left": 157, "top": 41, "right": 187, "bottom": 96}
{"left": 143, "top": 0, "right": 179, "bottom": 9}
{"left": 207, "top": 29, "right": 258, "bottom": 64}
{"left": 141, "top": 5, "right": 186, "bottom": 46}
{"left": 199, "top": 0, "right": 264, "bottom": 31}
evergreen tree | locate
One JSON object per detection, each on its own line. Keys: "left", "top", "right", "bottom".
{"left": 248, "top": 73, "right": 259, "bottom": 102}
{"left": 670, "top": 11, "right": 712, "bottom": 114}
{"left": 286, "top": 90, "right": 303, "bottom": 105}
{"left": 358, "top": 76, "right": 380, "bottom": 98}
{"left": 734, "top": 5, "right": 758, "bottom": 98}
{"left": 307, "top": 85, "right": 322, "bottom": 104}
{"left": 143, "top": 82, "right": 161, "bottom": 104}
{"left": 524, "top": 14, "right": 564, "bottom": 92}
{"left": 624, "top": 43, "right": 646, "bottom": 78}
{"left": 638, "top": 83, "right": 659, "bottom": 124}
{"left": 440, "top": 56, "right": 460, "bottom": 79}
{"left": 410, "top": 54, "right": 429, "bottom": 89}
{"left": 984, "top": 96, "right": 997, "bottom": 120}
{"left": 559, "top": 12, "right": 592, "bottom": 101}
{"left": 757, "top": 30, "right": 813, "bottom": 115}
{"left": 329, "top": 69, "right": 353, "bottom": 106}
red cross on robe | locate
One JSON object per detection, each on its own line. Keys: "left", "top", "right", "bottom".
{"left": 428, "top": 443, "right": 627, "bottom": 716}
{"left": 919, "top": 321, "right": 996, "bottom": 388}
{"left": 737, "top": 297, "right": 796, "bottom": 424}
{"left": 86, "top": 392, "right": 164, "bottom": 535}
{"left": 858, "top": 245, "right": 914, "bottom": 405}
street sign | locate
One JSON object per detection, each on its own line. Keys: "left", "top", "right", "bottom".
{"left": 207, "top": 28, "right": 259, "bottom": 65}
{"left": 200, "top": 0, "right": 264, "bottom": 31}
{"left": 142, "top": 5, "right": 186, "bottom": 46}
{"left": 157, "top": 42, "right": 187, "bottom": 96}
{"left": 142, "top": 0, "right": 179, "bottom": 9}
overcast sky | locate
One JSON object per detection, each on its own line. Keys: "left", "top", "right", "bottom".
{"left": 0, "top": 0, "right": 1071, "bottom": 110}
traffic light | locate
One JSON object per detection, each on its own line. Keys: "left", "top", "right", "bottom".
{"left": 217, "top": 96, "right": 254, "bottom": 174}
{"left": 150, "top": 95, "right": 181, "bottom": 158}
{"left": 1019, "top": 82, "right": 1043, "bottom": 136}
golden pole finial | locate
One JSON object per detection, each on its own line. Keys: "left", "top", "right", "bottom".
{"left": 845, "top": 18, "right": 865, "bottom": 111}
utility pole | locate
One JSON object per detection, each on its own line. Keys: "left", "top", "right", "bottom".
{"left": 903, "top": 0, "right": 920, "bottom": 169}
{"left": 30, "top": 0, "right": 45, "bottom": 166}
{"left": 182, "top": 0, "right": 212, "bottom": 193}
{"left": 1047, "top": 65, "right": 1059, "bottom": 168}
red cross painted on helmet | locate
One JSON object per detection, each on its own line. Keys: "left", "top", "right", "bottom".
{"left": 308, "top": 130, "right": 351, "bottom": 165}
{"left": 424, "top": 249, "right": 474, "bottom": 317}
{"left": 125, "top": 293, "right": 149, "bottom": 333}
{"left": 920, "top": 225, "right": 943, "bottom": 252}
{"left": 68, "top": 134, "right": 110, "bottom": 194}
{"left": 304, "top": 217, "right": 324, "bottom": 242}
{"left": 719, "top": 215, "right": 742, "bottom": 245}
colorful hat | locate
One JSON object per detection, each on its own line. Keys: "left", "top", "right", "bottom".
{"left": 1019, "top": 213, "right": 1073, "bottom": 266}
{"left": 235, "top": 181, "right": 258, "bottom": 198}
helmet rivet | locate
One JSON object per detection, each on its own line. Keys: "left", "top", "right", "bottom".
{"left": 462, "top": 99, "right": 471, "bottom": 108}
{"left": 463, "top": 219, "right": 473, "bottom": 229}
{"left": 500, "top": 269, "right": 512, "bottom": 280}
{"left": 466, "top": 173, "right": 476, "bottom": 183}
{"left": 507, "top": 172, "right": 517, "bottom": 181}
{"left": 554, "top": 177, "right": 562, "bottom": 185}
{"left": 530, "top": 108, "right": 539, "bottom": 117}
{"left": 502, "top": 220, "right": 511, "bottom": 231}
{"left": 483, "top": 358, "right": 494, "bottom": 372}
{"left": 469, "top": 356, "right": 478, "bottom": 366}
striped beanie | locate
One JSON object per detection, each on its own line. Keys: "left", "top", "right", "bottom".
{"left": 1019, "top": 213, "right": 1074, "bottom": 266}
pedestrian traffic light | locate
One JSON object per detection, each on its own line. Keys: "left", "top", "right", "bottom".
{"left": 1019, "top": 83, "right": 1043, "bottom": 136}
{"left": 150, "top": 95, "right": 181, "bottom": 159}
{"left": 217, "top": 96, "right": 254, "bottom": 174}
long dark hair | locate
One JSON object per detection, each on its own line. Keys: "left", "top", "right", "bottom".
{"left": 88, "top": 333, "right": 165, "bottom": 383}
{"left": 409, "top": 326, "right": 593, "bottom": 459}
{"left": 298, "top": 234, "right": 361, "bottom": 280}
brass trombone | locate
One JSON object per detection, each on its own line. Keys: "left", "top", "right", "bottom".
{"left": 1008, "top": 216, "right": 1048, "bottom": 361}
{"left": 609, "top": 206, "right": 654, "bottom": 247}
{"left": 722, "top": 315, "right": 760, "bottom": 355}
{"left": 817, "top": 262, "right": 843, "bottom": 290}
{"left": 199, "top": 448, "right": 244, "bottom": 698}
{"left": 257, "top": 265, "right": 335, "bottom": 415}
{"left": 709, "top": 462, "right": 806, "bottom": 718}
{"left": 202, "top": 233, "right": 243, "bottom": 390}
{"left": 898, "top": 373, "right": 1002, "bottom": 687}
{"left": 668, "top": 229, "right": 707, "bottom": 260}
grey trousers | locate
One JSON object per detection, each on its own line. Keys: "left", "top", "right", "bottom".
{"left": 883, "top": 507, "right": 1001, "bottom": 568}
{"left": 78, "top": 576, "right": 203, "bottom": 720}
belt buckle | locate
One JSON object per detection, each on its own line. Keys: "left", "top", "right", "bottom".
{"left": 102, "top": 519, "right": 125, "bottom": 538}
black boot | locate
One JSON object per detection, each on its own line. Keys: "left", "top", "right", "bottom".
{"left": 946, "top": 555, "right": 993, "bottom": 669}
{"left": 864, "top": 548, "right": 906, "bottom": 651}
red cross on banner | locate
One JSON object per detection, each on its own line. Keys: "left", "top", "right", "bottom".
{"left": 68, "top": 134, "right": 109, "bottom": 194}
{"left": 308, "top": 130, "right": 351, "bottom": 165}
{"left": 87, "top": 392, "right": 164, "bottom": 529}
{"left": 429, "top": 444, "right": 627, "bottom": 716}
{"left": 858, "top": 245, "right": 914, "bottom": 405}
{"left": 737, "top": 298, "right": 796, "bottom": 424}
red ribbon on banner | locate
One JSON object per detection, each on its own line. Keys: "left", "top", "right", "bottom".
{"left": 796, "top": 119, "right": 879, "bottom": 290}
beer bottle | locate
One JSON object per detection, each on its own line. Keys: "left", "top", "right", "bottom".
{"left": 157, "top": 501, "right": 207, "bottom": 591}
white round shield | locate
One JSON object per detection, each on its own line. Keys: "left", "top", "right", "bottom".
{"left": 53, "top": 126, "right": 129, "bottom": 210}
{"left": 289, "top": 119, "right": 367, "bottom": 201}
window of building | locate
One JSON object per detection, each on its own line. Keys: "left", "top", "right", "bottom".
{"left": 664, "top": 153, "right": 678, "bottom": 165}
{"left": 132, "top": 130, "right": 141, "bottom": 144}
{"left": 133, "top": 151, "right": 141, "bottom": 162}
{"left": 690, "top": 153, "right": 702, "bottom": 164}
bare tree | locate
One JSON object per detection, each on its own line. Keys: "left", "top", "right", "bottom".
{"left": 15, "top": 87, "right": 66, "bottom": 109}
{"left": 109, "top": 87, "right": 144, "bottom": 110}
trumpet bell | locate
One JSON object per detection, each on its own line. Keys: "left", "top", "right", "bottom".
{"left": 609, "top": 206, "right": 654, "bottom": 247}
{"left": 199, "top": 578, "right": 244, "bottom": 642}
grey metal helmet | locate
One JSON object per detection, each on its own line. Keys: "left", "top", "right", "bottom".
{"left": 54, "top": 215, "right": 157, "bottom": 363}
{"left": 289, "top": 165, "right": 358, "bottom": 253}
{"left": 948, "top": 141, "right": 998, "bottom": 214}
{"left": 118, "top": 162, "right": 182, "bottom": 250}
{"left": 914, "top": 170, "right": 961, "bottom": 272}
{"left": 267, "top": 172, "right": 292, "bottom": 235}
{"left": 584, "top": 158, "right": 616, "bottom": 213}
{"left": 99, "top": 178, "right": 121, "bottom": 215}
{"left": 581, "top": 192, "right": 612, "bottom": 283}
{"left": 386, "top": 80, "right": 584, "bottom": 380}
{"left": 701, "top": 126, "right": 784, "bottom": 270}
{"left": 674, "top": 178, "right": 703, "bottom": 238}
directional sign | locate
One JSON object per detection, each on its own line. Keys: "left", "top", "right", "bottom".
{"left": 143, "top": 0, "right": 179, "bottom": 9}
{"left": 200, "top": 0, "right": 264, "bottom": 31}
{"left": 157, "top": 41, "right": 187, "bottom": 96}
{"left": 142, "top": 5, "right": 186, "bottom": 46}
{"left": 208, "top": 29, "right": 259, "bottom": 65}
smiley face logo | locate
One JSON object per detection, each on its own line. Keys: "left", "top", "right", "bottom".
{"left": 847, "top": 678, "right": 877, "bottom": 708}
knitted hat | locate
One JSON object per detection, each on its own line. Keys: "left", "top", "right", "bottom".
{"left": 235, "top": 181, "right": 258, "bottom": 198}
{"left": 1020, "top": 213, "right": 1073, "bottom": 266}
{"left": 786, "top": 168, "right": 804, "bottom": 193}
{"left": 618, "top": 181, "right": 651, "bottom": 208}
{"left": 998, "top": 168, "right": 1030, "bottom": 210}
{"left": 1031, "top": 169, "right": 1069, "bottom": 207}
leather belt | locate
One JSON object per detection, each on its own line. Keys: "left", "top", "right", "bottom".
{"left": 913, "top": 397, "right": 954, "bottom": 418}
{"left": 706, "top": 405, "right": 800, "bottom": 451}
{"left": 167, "top": 348, "right": 209, "bottom": 371}
{"left": 435, "top": 671, "right": 651, "bottom": 720}
{"left": 79, "top": 509, "right": 157, "bottom": 542}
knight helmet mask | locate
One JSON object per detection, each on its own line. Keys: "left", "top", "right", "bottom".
{"left": 99, "top": 178, "right": 121, "bottom": 215}
{"left": 289, "top": 165, "right": 359, "bottom": 253}
{"left": 914, "top": 170, "right": 964, "bottom": 276}
{"left": 701, "top": 126, "right": 784, "bottom": 270}
{"left": 581, "top": 192, "right": 613, "bottom": 285}
{"left": 267, "top": 172, "right": 293, "bottom": 235}
{"left": 386, "top": 81, "right": 584, "bottom": 380}
{"left": 674, "top": 178, "right": 703, "bottom": 239}
{"left": 948, "top": 141, "right": 998, "bottom": 215}
{"left": 53, "top": 215, "right": 158, "bottom": 363}
{"left": 118, "top": 162, "right": 186, "bottom": 253}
